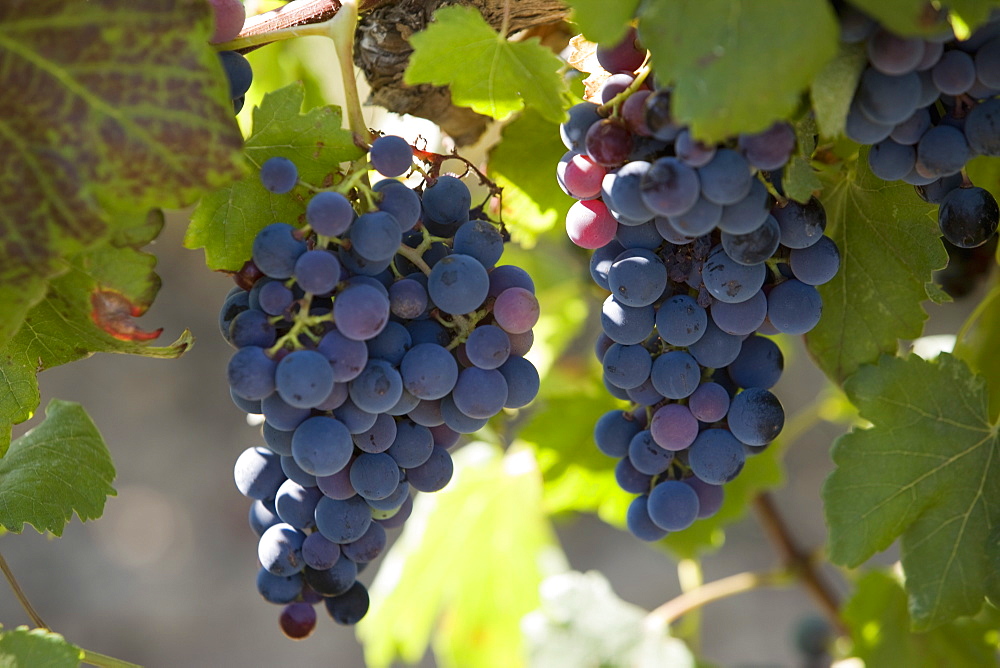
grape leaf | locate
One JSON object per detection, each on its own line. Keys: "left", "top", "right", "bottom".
{"left": 782, "top": 114, "right": 823, "bottom": 203}
{"left": 562, "top": 0, "right": 641, "bottom": 46}
{"left": 404, "top": 5, "right": 568, "bottom": 124}
{"left": 0, "top": 210, "right": 192, "bottom": 456}
{"left": 848, "top": 0, "right": 1000, "bottom": 37}
{"left": 842, "top": 571, "right": 999, "bottom": 667}
{"left": 638, "top": 0, "right": 839, "bottom": 142}
{"left": 807, "top": 150, "right": 947, "bottom": 383}
{"left": 185, "top": 82, "right": 363, "bottom": 271}
{"left": 0, "top": 625, "right": 83, "bottom": 668}
{"left": 488, "top": 109, "right": 573, "bottom": 245}
{"left": 358, "top": 443, "right": 561, "bottom": 668}
{"left": 0, "top": 400, "right": 116, "bottom": 536}
{"left": 0, "top": 0, "right": 243, "bottom": 342}
{"left": 810, "top": 42, "right": 867, "bottom": 140}
{"left": 523, "top": 571, "right": 695, "bottom": 668}
{"left": 823, "top": 354, "right": 1000, "bottom": 630}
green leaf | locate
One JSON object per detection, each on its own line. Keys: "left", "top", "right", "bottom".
{"left": 810, "top": 42, "right": 867, "bottom": 140}
{"left": 0, "top": 400, "right": 116, "bottom": 536}
{"left": 848, "top": 1, "right": 1000, "bottom": 37}
{"left": 404, "top": 5, "right": 568, "bottom": 124}
{"left": 562, "top": 0, "right": 641, "bottom": 46}
{"left": 0, "top": 211, "right": 192, "bottom": 455}
{"left": 523, "top": 571, "right": 695, "bottom": 668}
{"left": 823, "top": 354, "right": 1000, "bottom": 630}
{"left": 954, "top": 282, "right": 1000, "bottom": 421}
{"left": 0, "top": 0, "right": 243, "bottom": 342}
{"left": 186, "top": 82, "right": 363, "bottom": 271}
{"left": 358, "top": 443, "right": 563, "bottom": 668}
{"left": 782, "top": 114, "right": 823, "bottom": 203}
{"left": 0, "top": 625, "right": 83, "bottom": 668}
{"left": 807, "top": 150, "right": 947, "bottom": 383}
{"left": 842, "top": 571, "right": 1000, "bottom": 667}
{"left": 638, "top": 0, "right": 839, "bottom": 142}
{"left": 489, "top": 109, "right": 573, "bottom": 244}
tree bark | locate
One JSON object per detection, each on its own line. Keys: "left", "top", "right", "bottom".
{"left": 354, "top": 0, "right": 570, "bottom": 145}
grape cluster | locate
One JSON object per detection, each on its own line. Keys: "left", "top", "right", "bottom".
{"left": 840, "top": 5, "right": 1000, "bottom": 248}
{"left": 559, "top": 28, "right": 841, "bottom": 541}
{"left": 223, "top": 136, "right": 541, "bottom": 636}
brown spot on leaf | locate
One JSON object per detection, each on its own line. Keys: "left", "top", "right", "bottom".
{"left": 90, "top": 288, "right": 162, "bottom": 342}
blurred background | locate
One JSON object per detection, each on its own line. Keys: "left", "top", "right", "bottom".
{"left": 0, "top": 27, "right": 989, "bottom": 668}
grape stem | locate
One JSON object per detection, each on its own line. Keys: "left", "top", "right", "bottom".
{"left": 645, "top": 568, "right": 793, "bottom": 627}
{"left": 80, "top": 650, "right": 143, "bottom": 668}
{"left": 0, "top": 551, "right": 47, "bottom": 629}
{"left": 598, "top": 60, "right": 653, "bottom": 116}
{"left": 0, "top": 552, "right": 141, "bottom": 667}
{"left": 752, "top": 492, "right": 849, "bottom": 635}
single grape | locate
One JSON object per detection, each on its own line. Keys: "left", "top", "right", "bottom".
{"left": 721, "top": 214, "right": 780, "bottom": 265}
{"left": 728, "top": 388, "right": 785, "bottom": 445}
{"left": 497, "top": 356, "right": 539, "bottom": 408}
{"left": 252, "top": 222, "right": 306, "bottom": 279}
{"left": 789, "top": 236, "right": 840, "bottom": 285}
{"left": 938, "top": 186, "right": 1000, "bottom": 248}
{"left": 260, "top": 157, "right": 298, "bottom": 194}
{"left": 219, "top": 50, "right": 253, "bottom": 99}
{"left": 964, "top": 98, "right": 1000, "bottom": 156}
{"left": 647, "top": 480, "right": 700, "bottom": 532}
{"left": 688, "top": 429, "right": 746, "bottom": 484}
{"left": 772, "top": 198, "right": 826, "bottom": 249}
{"left": 640, "top": 157, "right": 700, "bottom": 217}
{"left": 738, "top": 122, "right": 796, "bottom": 171}
{"left": 766, "top": 280, "right": 823, "bottom": 335}
{"left": 650, "top": 403, "right": 699, "bottom": 451}
{"left": 728, "top": 335, "right": 784, "bottom": 389}
{"left": 325, "top": 581, "right": 370, "bottom": 625}
{"left": 291, "top": 416, "right": 353, "bottom": 476}
{"left": 307, "top": 191, "right": 354, "bottom": 236}
{"left": 370, "top": 135, "right": 413, "bottom": 177}
{"left": 601, "top": 295, "right": 655, "bottom": 345}
{"left": 208, "top": 0, "right": 246, "bottom": 44}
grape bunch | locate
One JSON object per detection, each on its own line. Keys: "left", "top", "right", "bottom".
{"left": 222, "top": 136, "right": 541, "bottom": 636}
{"left": 558, "top": 28, "right": 841, "bottom": 541}
{"left": 839, "top": 4, "right": 1000, "bottom": 249}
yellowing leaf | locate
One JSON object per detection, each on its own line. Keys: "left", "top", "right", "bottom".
{"left": 358, "top": 443, "right": 563, "bottom": 668}
{"left": 405, "top": 5, "right": 568, "bottom": 124}
{"left": 0, "top": 0, "right": 243, "bottom": 341}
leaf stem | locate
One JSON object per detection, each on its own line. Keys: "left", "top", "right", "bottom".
{"left": 645, "top": 568, "right": 793, "bottom": 627}
{"left": 80, "top": 649, "right": 143, "bottom": 668}
{"left": 0, "top": 551, "right": 47, "bottom": 629}
{"left": 327, "top": 0, "right": 373, "bottom": 143}
{"left": 752, "top": 493, "right": 848, "bottom": 635}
